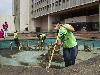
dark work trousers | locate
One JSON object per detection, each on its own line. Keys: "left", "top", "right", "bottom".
{"left": 63, "top": 46, "right": 78, "bottom": 67}
{"left": 14, "top": 38, "right": 20, "bottom": 47}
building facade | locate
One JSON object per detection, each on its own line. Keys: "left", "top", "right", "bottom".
{"left": 13, "top": 0, "right": 31, "bottom": 32}
{"left": 31, "top": 0, "right": 99, "bottom": 32}
{"left": 13, "top": 0, "right": 20, "bottom": 32}
{"left": 13, "top": 0, "right": 99, "bottom": 32}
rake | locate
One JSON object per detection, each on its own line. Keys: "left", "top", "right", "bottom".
{"left": 46, "top": 44, "right": 56, "bottom": 70}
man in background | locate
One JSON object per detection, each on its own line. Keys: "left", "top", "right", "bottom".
{"left": 37, "top": 33, "right": 46, "bottom": 45}
{"left": 0, "top": 29, "right": 4, "bottom": 38}
{"left": 2, "top": 22, "right": 8, "bottom": 38}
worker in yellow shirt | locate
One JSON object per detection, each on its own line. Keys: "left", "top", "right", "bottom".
{"left": 54, "top": 22, "right": 78, "bottom": 67}
{"left": 14, "top": 30, "right": 20, "bottom": 49}
{"left": 37, "top": 33, "right": 46, "bottom": 46}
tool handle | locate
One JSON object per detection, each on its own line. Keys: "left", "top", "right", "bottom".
{"left": 46, "top": 45, "right": 56, "bottom": 68}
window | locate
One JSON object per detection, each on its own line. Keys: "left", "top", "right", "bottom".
{"left": 39, "top": 1, "right": 40, "bottom": 4}
{"left": 46, "top": 0, "right": 48, "bottom": 3}
{"left": 55, "top": 1, "right": 58, "bottom": 6}
{"left": 47, "top": 5, "right": 49, "bottom": 8}
{"left": 59, "top": 0, "right": 61, "bottom": 2}
{"left": 59, "top": 0, "right": 61, "bottom": 5}
{"left": 40, "top": 8, "right": 42, "bottom": 11}
{"left": 52, "top": 3, "right": 54, "bottom": 7}
{"left": 39, "top": 8, "right": 42, "bottom": 11}
{"left": 43, "top": 7, "right": 44, "bottom": 10}
{"left": 32, "top": 5, "right": 33, "bottom": 8}
{"left": 37, "top": 9, "right": 39, "bottom": 12}
{"left": 45, "top": 6, "right": 46, "bottom": 10}
{"left": 38, "top": 8, "right": 40, "bottom": 12}
{"left": 35, "top": 10, "right": 36, "bottom": 13}
{"left": 35, "top": 3, "right": 36, "bottom": 6}
{"left": 31, "top": 10, "right": 33, "bottom": 14}
{"left": 32, "top": 0, "right": 34, "bottom": 2}
{"left": 62, "top": 0, "right": 65, "bottom": 3}
{"left": 37, "top": 2, "right": 38, "bottom": 5}
{"left": 47, "top": 5, "right": 49, "bottom": 11}
{"left": 40, "top": 0, "right": 42, "bottom": 3}
{"left": 49, "top": 4, "right": 51, "bottom": 8}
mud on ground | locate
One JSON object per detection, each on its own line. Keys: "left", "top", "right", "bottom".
{"left": 0, "top": 55, "right": 100, "bottom": 75}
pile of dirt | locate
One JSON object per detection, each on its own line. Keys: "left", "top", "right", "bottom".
{"left": 0, "top": 55, "right": 100, "bottom": 75}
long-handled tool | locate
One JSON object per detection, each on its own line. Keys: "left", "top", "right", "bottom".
{"left": 46, "top": 44, "right": 56, "bottom": 70}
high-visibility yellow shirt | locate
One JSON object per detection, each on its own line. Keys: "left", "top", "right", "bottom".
{"left": 14, "top": 33, "right": 18, "bottom": 38}
{"left": 57, "top": 24, "right": 77, "bottom": 48}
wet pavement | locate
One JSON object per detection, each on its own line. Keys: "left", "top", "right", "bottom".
{"left": 0, "top": 48, "right": 48, "bottom": 66}
{"left": 0, "top": 45, "right": 100, "bottom": 68}
{"left": 0, "top": 32, "right": 100, "bottom": 74}
{"left": 0, "top": 36, "right": 100, "bottom": 75}
{"left": 0, "top": 44, "right": 100, "bottom": 75}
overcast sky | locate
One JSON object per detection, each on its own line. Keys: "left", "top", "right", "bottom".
{"left": 0, "top": 0, "right": 12, "bottom": 16}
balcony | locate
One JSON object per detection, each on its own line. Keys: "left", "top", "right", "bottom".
{"left": 33, "top": 0, "right": 99, "bottom": 18}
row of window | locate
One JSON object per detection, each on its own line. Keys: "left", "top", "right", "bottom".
{"left": 32, "top": 0, "right": 69, "bottom": 7}
{"left": 32, "top": 0, "right": 69, "bottom": 14}
{"left": 33, "top": 5, "right": 50, "bottom": 13}
{"left": 32, "top": 0, "right": 47, "bottom": 5}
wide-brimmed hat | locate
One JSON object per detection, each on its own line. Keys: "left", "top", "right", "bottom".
{"left": 63, "top": 24, "right": 71, "bottom": 29}
{"left": 63, "top": 24, "right": 75, "bottom": 31}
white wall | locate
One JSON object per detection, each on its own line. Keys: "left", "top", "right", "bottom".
{"left": 0, "top": 16, "right": 15, "bottom": 33}
{"left": 65, "top": 15, "right": 99, "bottom": 23}
{"left": 48, "top": 15, "right": 58, "bottom": 32}
{"left": 29, "top": 19, "right": 36, "bottom": 32}
{"left": 65, "top": 16, "right": 87, "bottom": 23}
{"left": 86, "top": 14, "right": 99, "bottom": 22}
{"left": 12, "top": 0, "right": 14, "bottom": 15}
{"left": 20, "top": 0, "right": 29, "bottom": 32}
{"left": 42, "top": 16, "right": 48, "bottom": 32}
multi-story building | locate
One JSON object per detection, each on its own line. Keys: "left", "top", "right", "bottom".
{"left": 31, "top": 0, "right": 99, "bottom": 32}
{"left": 13, "top": 0, "right": 99, "bottom": 32}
